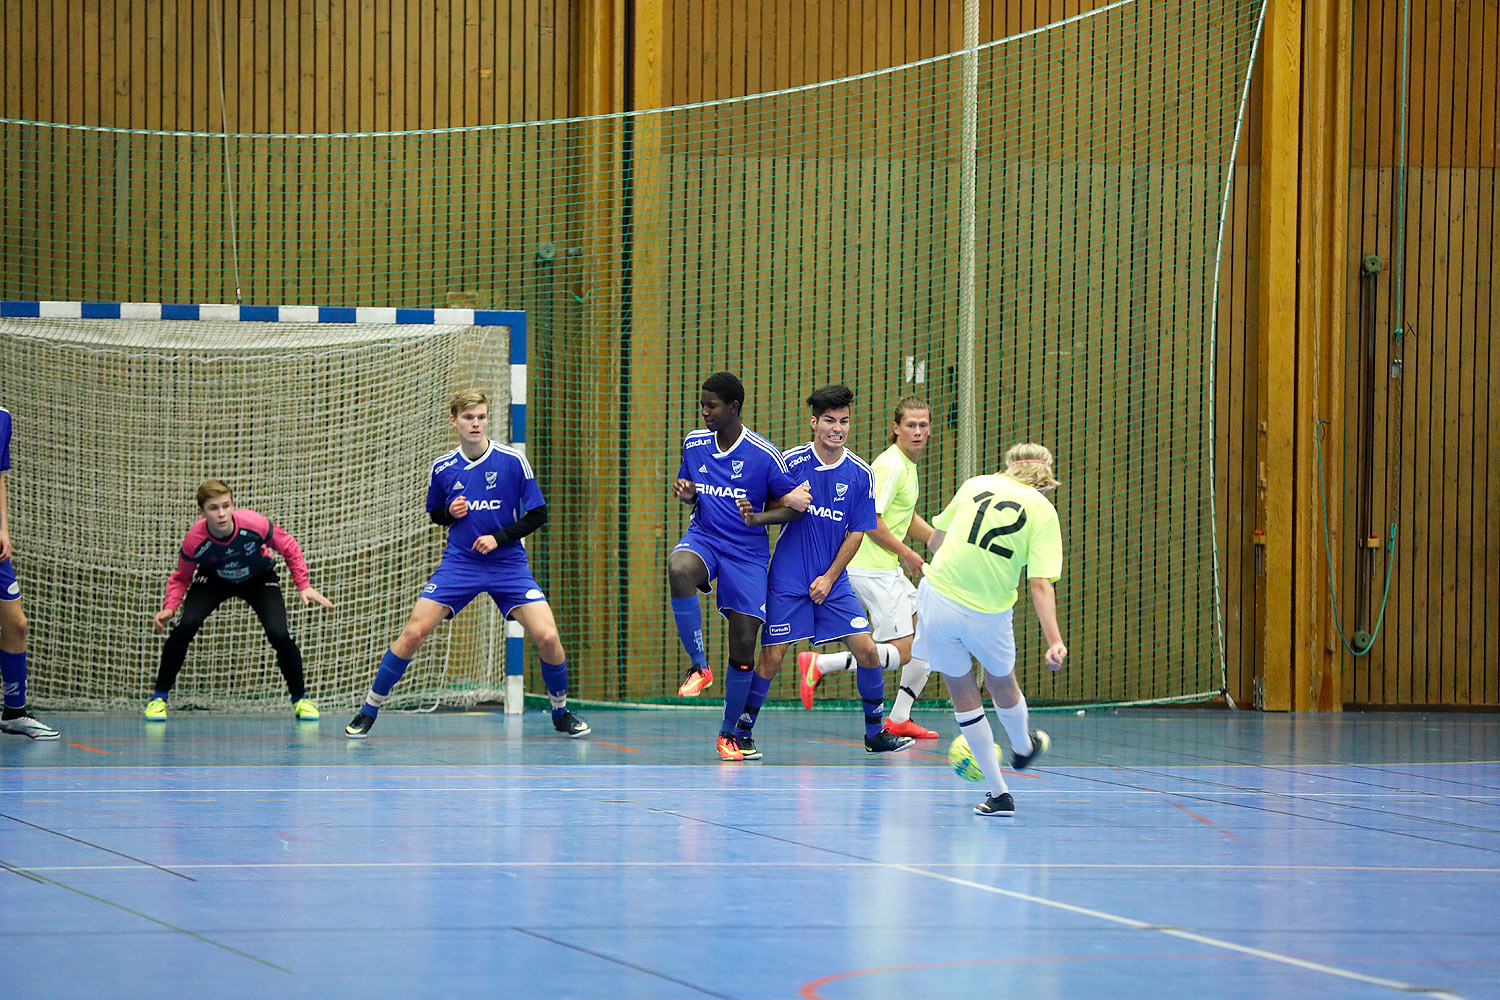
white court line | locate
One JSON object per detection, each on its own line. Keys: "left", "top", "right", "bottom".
{"left": 2, "top": 786, "right": 1497, "bottom": 797}
{"left": 9, "top": 861, "right": 1500, "bottom": 874}
{"left": 882, "top": 862, "right": 1464, "bottom": 1000}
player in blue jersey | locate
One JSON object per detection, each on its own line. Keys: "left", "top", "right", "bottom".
{"left": 0, "top": 406, "right": 58, "bottom": 739}
{"left": 346, "top": 390, "right": 588, "bottom": 739}
{"left": 667, "top": 372, "right": 810, "bottom": 761}
{"left": 727, "top": 386, "right": 915, "bottom": 758}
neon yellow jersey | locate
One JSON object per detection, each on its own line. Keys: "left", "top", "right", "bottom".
{"left": 926, "top": 474, "right": 1062, "bottom": 613}
{"left": 848, "top": 444, "right": 918, "bottom": 571}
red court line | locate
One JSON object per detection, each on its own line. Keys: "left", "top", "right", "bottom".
{"left": 801, "top": 955, "right": 1235, "bottom": 998}
{"left": 67, "top": 743, "right": 108, "bottom": 754}
{"left": 592, "top": 742, "right": 641, "bottom": 753}
{"left": 819, "top": 738, "right": 1045, "bottom": 777}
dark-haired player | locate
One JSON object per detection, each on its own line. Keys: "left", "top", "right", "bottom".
{"left": 729, "top": 386, "right": 914, "bottom": 758}
{"left": 667, "top": 372, "right": 810, "bottom": 760}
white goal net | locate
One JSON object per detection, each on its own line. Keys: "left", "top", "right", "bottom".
{"left": 0, "top": 305, "right": 517, "bottom": 712}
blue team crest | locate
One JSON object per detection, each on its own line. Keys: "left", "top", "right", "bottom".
{"left": 835, "top": 482, "right": 849, "bottom": 500}
{"left": 242, "top": 541, "right": 257, "bottom": 552}
{"left": 485, "top": 471, "right": 497, "bottom": 489}
{"left": 731, "top": 460, "right": 744, "bottom": 478}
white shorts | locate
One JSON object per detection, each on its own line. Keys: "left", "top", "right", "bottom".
{"left": 912, "top": 579, "right": 1016, "bottom": 678}
{"left": 847, "top": 568, "right": 917, "bottom": 642}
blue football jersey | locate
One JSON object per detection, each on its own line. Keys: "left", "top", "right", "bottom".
{"left": 768, "top": 444, "right": 876, "bottom": 594}
{"left": 677, "top": 427, "right": 799, "bottom": 562}
{"left": 0, "top": 406, "right": 11, "bottom": 472}
{"left": 426, "top": 442, "right": 544, "bottom": 564}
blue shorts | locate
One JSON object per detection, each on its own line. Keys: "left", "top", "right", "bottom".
{"left": 0, "top": 558, "right": 17, "bottom": 602}
{"left": 420, "top": 555, "right": 547, "bottom": 619}
{"left": 763, "top": 579, "right": 870, "bottom": 647}
{"left": 673, "top": 530, "right": 768, "bottom": 621}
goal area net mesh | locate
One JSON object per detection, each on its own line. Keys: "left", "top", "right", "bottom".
{"left": 0, "top": 1, "right": 1264, "bottom": 710}
{"left": 0, "top": 315, "right": 514, "bottom": 712}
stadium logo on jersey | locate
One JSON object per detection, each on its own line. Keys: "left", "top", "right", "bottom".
{"left": 835, "top": 482, "right": 849, "bottom": 500}
{"left": 486, "top": 471, "right": 497, "bottom": 489}
{"left": 698, "top": 484, "right": 748, "bottom": 500}
{"left": 807, "top": 504, "right": 845, "bottom": 522}
{"left": 685, "top": 436, "right": 712, "bottom": 450}
{"left": 435, "top": 456, "right": 460, "bottom": 473}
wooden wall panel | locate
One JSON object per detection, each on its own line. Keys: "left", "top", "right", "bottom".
{"left": 2, "top": 1, "right": 1489, "bottom": 705}
{"left": 1341, "top": 0, "right": 1497, "bottom": 706}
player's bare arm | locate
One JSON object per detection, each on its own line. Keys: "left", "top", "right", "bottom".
{"left": 779, "top": 482, "right": 812, "bottom": 512}
{"left": 907, "top": 513, "right": 935, "bottom": 546}
{"left": 1028, "top": 576, "right": 1067, "bottom": 669}
{"left": 0, "top": 473, "right": 10, "bottom": 562}
{"left": 865, "top": 515, "right": 925, "bottom": 577}
{"left": 736, "top": 496, "right": 804, "bottom": 527}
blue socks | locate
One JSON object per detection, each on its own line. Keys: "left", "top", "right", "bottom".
{"left": 0, "top": 650, "right": 26, "bottom": 709}
{"left": 151, "top": 689, "right": 169, "bottom": 703}
{"left": 362, "top": 649, "right": 413, "bottom": 718}
{"left": 671, "top": 596, "right": 708, "bottom": 671}
{"left": 541, "top": 659, "right": 569, "bottom": 719}
{"left": 720, "top": 662, "right": 754, "bottom": 736}
{"left": 856, "top": 665, "right": 886, "bottom": 739}
{"left": 734, "top": 672, "right": 772, "bottom": 736}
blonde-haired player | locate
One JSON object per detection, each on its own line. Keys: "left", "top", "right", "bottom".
{"left": 915, "top": 442, "right": 1067, "bottom": 816}
{"left": 799, "top": 395, "right": 939, "bottom": 739}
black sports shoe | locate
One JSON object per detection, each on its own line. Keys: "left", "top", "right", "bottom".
{"left": 864, "top": 730, "right": 916, "bottom": 753}
{"left": 734, "top": 735, "right": 763, "bottom": 760}
{"left": 552, "top": 710, "right": 591, "bottom": 738}
{"left": 974, "top": 792, "right": 1016, "bottom": 816}
{"left": 1010, "top": 729, "right": 1051, "bottom": 770}
{"left": 344, "top": 712, "right": 375, "bottom": 739}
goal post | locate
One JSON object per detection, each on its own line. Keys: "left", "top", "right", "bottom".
{"left": 0, "top": 300, "right": 529, "bottom": 714}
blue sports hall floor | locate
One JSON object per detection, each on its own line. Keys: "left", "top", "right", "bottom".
{"left": 1, "top": 707, "right": 1496, "bottom": 1000}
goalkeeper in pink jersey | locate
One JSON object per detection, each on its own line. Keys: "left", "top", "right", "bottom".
{"left": 148, "top": 479, "right": 333, "bottom": 721}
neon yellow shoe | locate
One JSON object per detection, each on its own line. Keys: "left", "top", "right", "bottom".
{"left": 293, "top": 698, "right": 320, "bottom": 721}
{"left": 143, "top": 697, "right": 167, "bottom": 721}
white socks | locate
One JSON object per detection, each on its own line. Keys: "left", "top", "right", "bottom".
{"left": 888, "top": 656, "right": 931, "bottom": 724}
{"left": 955, "top": 709, "right": 1008, "bottom": 797}
{"left": 995, "top": 692, "right": 1032, "bottom": 756}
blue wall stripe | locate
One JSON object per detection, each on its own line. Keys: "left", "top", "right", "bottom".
{"left": 239, "top": 305, "right": 279, "bottom": 322}
{"left": 510, "top": 404, "right": 526, "bottom": 445}
{"left": 0, "top": 301, "right": 41, "bottom": 317}
{"left": 160, "top": 304, "right": 199, "bottom": 320}
{"left": 393, "top": 308, "right": 434, "bottom": 325}
{"left": 81, "top": 302, "right": 121, "bottom": 318}
{"left": 318, "top": 306, "right": 356, "bottom": 323}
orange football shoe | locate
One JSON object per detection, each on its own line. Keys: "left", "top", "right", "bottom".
{"left": 677, "top": 666, "right": 714, "bottom": 697}
{"left": 797, "top": 651, "right": 823, "bottom": 711}
{"left": 716, "top": 734, "right": 745, "bottom": 761}
{"left": 883, "top": 717, "right": 939, "bottom": 740}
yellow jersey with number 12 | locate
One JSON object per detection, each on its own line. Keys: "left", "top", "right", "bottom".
{"left": 926, "top": 474, "right": 1062, "bottom": 613}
